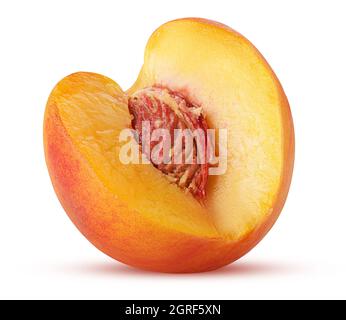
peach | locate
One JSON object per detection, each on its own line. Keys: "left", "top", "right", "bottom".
{"left": 44, "top": 18, "right": 294, "bottom": 273}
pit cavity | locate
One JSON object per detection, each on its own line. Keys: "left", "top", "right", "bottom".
{"left": 128, "top": 87, "right": 209, "bottom": 200}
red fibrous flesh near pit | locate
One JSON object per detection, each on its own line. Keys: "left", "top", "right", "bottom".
{"left": 128, "top": 87, "right": 209, "bottom": 200}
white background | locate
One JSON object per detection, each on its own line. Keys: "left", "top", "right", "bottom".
{"left": 1, "top": 0, "right": 345, "bottom": 300}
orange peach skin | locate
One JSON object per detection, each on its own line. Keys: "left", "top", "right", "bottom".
{"left": 44, "top": 19, "right": 294, "bottom": 273}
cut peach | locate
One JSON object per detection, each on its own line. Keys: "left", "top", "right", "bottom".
{"left": 44, "top": 18, "right": 294, "bottom": 273}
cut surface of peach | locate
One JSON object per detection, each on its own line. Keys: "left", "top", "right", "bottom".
{"left": 44, "top": 18, "right": 294, "bottom": 272}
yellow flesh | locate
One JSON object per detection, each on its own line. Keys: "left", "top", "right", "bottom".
{"left": 52, "top": 18, "right": 287, "bottom": 241}
{"left": 129, "top": 19, "right": 285, "bottom": 238}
